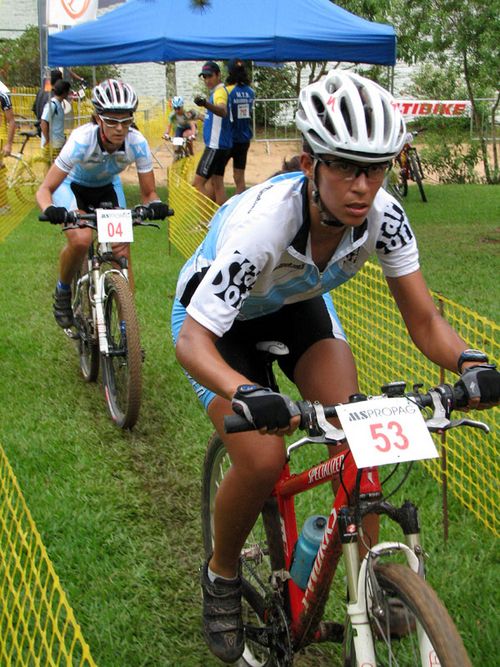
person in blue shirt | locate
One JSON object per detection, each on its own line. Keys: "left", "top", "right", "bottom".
{"left": 224, "top": 59, "right": 255, "bottom": 194}
{"left": 193, "top": 61, "right": 232, "bottom": 205}
{"left": 40, "top": 79, "right": 71, "bottom": 154}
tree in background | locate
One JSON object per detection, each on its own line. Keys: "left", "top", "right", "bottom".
{"left": 0, "top": 26, "right": 118, "bottom": 89}
{"left": 393, "top": 0, "right": 499, "bottom": 184}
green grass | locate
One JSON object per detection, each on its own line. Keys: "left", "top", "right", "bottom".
{"left": 0, "top": 184, "right": 498, "bottom": 666}
{"left": 401, "top": 184, "right": 499, "bottom": 320}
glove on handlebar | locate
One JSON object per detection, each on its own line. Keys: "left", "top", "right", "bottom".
{"left": 455, "top": 365, "right": 499, "bottom": 404}
{"left": 44, "top": 205, "right": 68, "bottom": 225}
{"left": 194, "top": 95, "right": 207, "bottom": 107}
{"left": 146, "top": 201, "right": 170, "bottom": 221}
{"left": 232, "top": 385, "right": 300, "bottom": 430}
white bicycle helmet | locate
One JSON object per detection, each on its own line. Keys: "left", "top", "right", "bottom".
{"left": 91, "top": 79, "right": 138, "bottom": 114}
{"left": 172, "top": 96, "right": 184, "bottom": 109}
{"left": 296, "top": 70, "right": 406, "bottom": 163}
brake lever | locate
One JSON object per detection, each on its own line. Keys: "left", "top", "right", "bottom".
{"left": 427, "top": 418, "right": 490, "bottom": 434}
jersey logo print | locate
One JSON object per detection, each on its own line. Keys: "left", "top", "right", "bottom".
{"left": 376, "top": 203, "right": 414, "bottom": 254}
{"left": 212, "top": 251, "right": 259, "bottom": 309}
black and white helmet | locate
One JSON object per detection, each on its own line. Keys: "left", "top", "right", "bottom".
{"left": 91, "top": 79, "right": 138, "bottom": 114}
{"left": 296, "top": 70, "right": 406, "bottom": 163}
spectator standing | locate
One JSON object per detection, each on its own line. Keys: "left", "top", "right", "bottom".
{"left": 225, "top": 59, "right": 255, "bottom": 193}
{"left": 0, "top": 80, "right": 16, "bottom": 158}
{"left": 0, "top": 80, "right": 16, "bottom": 213}
{"left": 193, "top": 61, "right": 232, "bottom": 205}
{"left": 33, "top": 69, "right": 63, "bottom": 136}
{"left": 40, "top": 80, "right": 71, "bottom": 157}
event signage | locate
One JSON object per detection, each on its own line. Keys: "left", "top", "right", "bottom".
{"left": 48, "top": 0, "right": 98, "bottom": 26}
{"left": 396, "top": 99, "right": 471, "bottom": 118}
{"left": 335, "top": 397, "right": 439, "bottom": 468}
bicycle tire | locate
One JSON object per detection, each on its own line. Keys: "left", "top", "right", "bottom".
{"left": 72, "top": 261, "right": 99, "bottom": 382}
{"left": 7, "top": 156, "right": 38, "bottom": 204}
{"left": 409, "top": 152, "right": 427, "bottom": 203}
{"left": 100, "top": 272, "right": 142, "bottom": 429}
{"left": 343, "top": 562, "right": 471, "bottom": 666}
{"left": 201, "top": 434, "right": 291, "bottom": 667}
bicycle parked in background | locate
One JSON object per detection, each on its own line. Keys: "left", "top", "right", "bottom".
{"left": 387, "top": 131, "right": 427, "bottom": 203}
{"left": 202, "top": 343, "right": 486, "bottom": 665}
{"left": 40, "top": 203, "right": 173, "bottom": 429}
{"left": 6, "top": 129, "right": 46, "bottom": 203}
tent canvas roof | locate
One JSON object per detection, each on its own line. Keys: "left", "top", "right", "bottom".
{"left": 48, "top": 0, "right": 396, "bottom": 66}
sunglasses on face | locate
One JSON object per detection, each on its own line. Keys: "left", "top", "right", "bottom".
{"left": 98, "top": 115, "right": 134, "bottom": 128}
{"left": 317, "top": 157, "right": 391, "bottom": 182}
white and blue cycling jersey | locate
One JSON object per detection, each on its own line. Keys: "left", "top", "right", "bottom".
{"left": 52, "top": 122, "right": 153, "bottom": 210}
{"left": 54, "top": 122, "right": 153, "bottom": 187}
{"left": 175, "top": 172, "right": 420, "bottom": 339}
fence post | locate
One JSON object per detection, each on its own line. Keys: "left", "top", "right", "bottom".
{"left": 438, "top": 295, "right": 449, "bottom": 543}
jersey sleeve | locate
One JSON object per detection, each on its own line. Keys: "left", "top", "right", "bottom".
{"left": 375, "top": 200, "right": 420, "bottom": 277}
{"left": 128, "top": 130, "right": 154, "bottom": 174}
{"left": 40, "top": 102, "right": 51, "bottom": 122}
{"left": 213, "top": 86, "right": 229, "bottom": 108}
{"left": 0, "top": 91, "right": 12, "bottom": 112}
{"left": 54, "top": 128, "right": 84, "bottom": 173}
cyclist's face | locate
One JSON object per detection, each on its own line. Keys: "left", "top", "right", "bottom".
{"left": 97, "top": 112, "right": 134, "bottom": 143}
{"left": 302, "top": 153, "right": 387, "bottom": 227}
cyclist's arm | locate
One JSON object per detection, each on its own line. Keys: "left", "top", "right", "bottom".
{"left": 386, "top": 269, "right": 473, "bottom": 373}
{"left": 137, "top": 169, "right": 162, "bottom": 204}
{"left": 36, "top": 164, "right": 69, "bottom": 210}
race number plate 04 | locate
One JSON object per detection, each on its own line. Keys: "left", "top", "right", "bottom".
{"left": 96, "top": 208, "right": 133, "bottom": 243}
{"left": 336, "top": 397, "right": 438, "bottom": 468}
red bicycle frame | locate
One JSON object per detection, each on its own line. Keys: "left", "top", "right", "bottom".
{"left": 272, "top": 449, "right": 381, "bottom": 647}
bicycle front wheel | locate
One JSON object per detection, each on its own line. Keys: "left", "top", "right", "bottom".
{"left": 201, "top": 434, "right": 291, "bottom": 667}
{"left": 344, "top": 562, "right": 471, "bottom": 666}
{"left": 100, "top": 272, "right": 142, "bottom": 429}
{"left": 7, "top": 156, "right": 38, "bottom": 204}
{"left": 72, "top": 262, "right": 99, "bottom": 382}
{"left": 409, "top": 152, "right": 427, "bottom": 202}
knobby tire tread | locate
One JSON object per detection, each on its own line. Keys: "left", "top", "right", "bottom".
{"left": 101, "top": 272, "right": 142, "bottom": 429}
{"left": 373, "top": 562, "right": 471, "bottom": 666}
{"left": 409, "top": 151, "right": 427, "bottom": 202}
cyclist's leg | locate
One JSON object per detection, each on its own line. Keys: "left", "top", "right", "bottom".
{"left": 231, "top": 142, "right": 250, "bottom": 194}
{"left": 286, "top": 295, "right": 380, "bottom": 548}
{"left": 207, "top": 398, "right": 286, "bottom": 578}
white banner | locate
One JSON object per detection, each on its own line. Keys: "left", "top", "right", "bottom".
{"left": 396, "top": 99, "right": 471, "bottom": 118}
{"left": 48, "top": 0, "right": 98, "bottom": 26}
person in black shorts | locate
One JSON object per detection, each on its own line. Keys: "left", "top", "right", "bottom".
{"left": 224, "top": 59, "right": 255, "bottom": 193}
{"left": 193, "top": 61, "right": 232, "bottom": 205}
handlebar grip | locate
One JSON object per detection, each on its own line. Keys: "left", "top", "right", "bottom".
{"left": 452, "top": 383, "right": 468, "bottom": 408}
{"left": 224, "top": 414, "right": 256, "bottom": 433}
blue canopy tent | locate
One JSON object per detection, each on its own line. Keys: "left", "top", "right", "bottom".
{"left": 48, "top": 0, "right": 396, "bottom": 66}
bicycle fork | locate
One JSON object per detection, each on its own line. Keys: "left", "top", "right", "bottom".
{"left": 341, "top": 506, "right": 437, "bottom": 666}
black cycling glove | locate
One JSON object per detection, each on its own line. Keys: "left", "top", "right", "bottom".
{"left": 44, "top": 205, "right": 68, "bottom": 225}
{"left": 455, "top": 365, "right": 500, "bottom": 404}
{"left": 194, "top": 95, "right": 207, "bottom": 107}
{"left": 146, "top": 201, "right": 170, "bottom": 220}
{"left": 232, "top": 385, "right": 300, "bottom": 430}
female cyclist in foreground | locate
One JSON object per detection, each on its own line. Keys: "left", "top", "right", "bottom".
{"left": 171, "top": 70, "right": 499, "bottom": 663}
{"left": 36, "top": 79, "right": 169, "bottom": 328}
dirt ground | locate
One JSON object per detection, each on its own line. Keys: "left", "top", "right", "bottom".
{"left": 122, "top": 138, "right": 302, "bottom": 188}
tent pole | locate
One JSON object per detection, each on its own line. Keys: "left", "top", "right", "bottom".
{"left": 38, "top": 0, "right": 49, "bottom": 88}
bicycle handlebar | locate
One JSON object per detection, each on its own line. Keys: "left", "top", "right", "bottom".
{"left": 39, "top": 204, "right": 174, "bottom": 228}
{"left": 224, "top": 382, "right": 472, "bottom": 435}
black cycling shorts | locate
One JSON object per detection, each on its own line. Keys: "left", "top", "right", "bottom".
{"left": 215, "top": 296, "right": 337, "bottom": 386}
{"left": 70, "top": 182, "right": 120, "bottom": 212}
{"left": 226, "top": 142, "right": 250, "bottom": 170}
{"left": 196, "top": 147, "right": 231, "bottom": 178}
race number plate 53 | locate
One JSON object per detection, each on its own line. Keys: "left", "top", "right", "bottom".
{"left": 336, "top": 397, "right": 438, "bottom": 468}
{"left": 96, "top": 208, "right": 134, "bottom": 243}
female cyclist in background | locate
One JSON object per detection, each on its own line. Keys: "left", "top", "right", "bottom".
{"left": 36, "top": 79, "right": 169, "bottom": 329}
